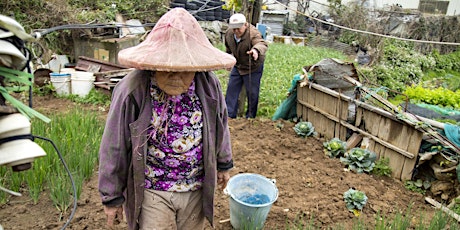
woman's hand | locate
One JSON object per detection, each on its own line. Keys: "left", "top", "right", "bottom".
{"left": 104, "top": 205, "right": 123, "bottom": 228}
{"left": 217, "top": 170, "right": 231, "bottom": 190}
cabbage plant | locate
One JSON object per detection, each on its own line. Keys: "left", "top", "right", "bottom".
{"left": 340, "top": 148, "right": 377, "bottom": 173}
{"left": 293, "top": 121, "right": 316, "bottom": 138}
{"left": 323, "top": 138, "right": 347, "bottom": 158}
{"left": 343, "top": 188, "right": 368, "bottom": 216}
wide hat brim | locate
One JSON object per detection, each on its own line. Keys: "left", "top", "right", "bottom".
{"left": 118, "top": 8, "right": 236, "bottom": 72}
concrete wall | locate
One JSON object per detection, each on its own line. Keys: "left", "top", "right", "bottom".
{"left": 352, "top": 0, "right": 419, "bottom": 9}
{"left": 447, "top": 0, "right": 460, "bottom": 15}
{"left": 264, "top": 0, "right": 459, "bottom": 16}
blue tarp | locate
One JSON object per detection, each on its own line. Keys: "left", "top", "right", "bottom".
{"left": 272, "top": 74, "right": 303, "bottom": 120}
{"left": 443, "top": 124, "right": 460, "bottom": 148}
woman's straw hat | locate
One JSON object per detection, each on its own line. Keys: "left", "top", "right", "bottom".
{"left": 118, "top": 8, "right": 236, "bottom": 72}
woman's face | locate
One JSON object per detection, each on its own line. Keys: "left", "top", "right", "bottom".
{"left": 155, "top": 71, "right": 195, "bottom": 96}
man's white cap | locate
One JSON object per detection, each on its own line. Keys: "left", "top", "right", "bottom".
{"left": 228, "top": 13, "right": 246, "bottom": 29}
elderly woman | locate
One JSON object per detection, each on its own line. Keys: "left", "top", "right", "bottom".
{"left": 98, "top": 8, "right": 236, "bottom": 230}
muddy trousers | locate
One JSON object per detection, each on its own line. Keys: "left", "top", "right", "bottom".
{"left": 225, "top": 64, "right": 264, "bottom": 118}
{"left": 139, "top": 189, "right": 205, "bottom": 230}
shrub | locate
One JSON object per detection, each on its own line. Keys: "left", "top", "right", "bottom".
{"left": 371, "top": 157, "right": 392, "bottom": 177}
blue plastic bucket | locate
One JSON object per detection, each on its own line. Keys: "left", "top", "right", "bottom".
{"left": 225, "top": 173, "right": 278, "bottom": 230}
{"left": 256, "top": 23, "right": 267, "bottom": 39}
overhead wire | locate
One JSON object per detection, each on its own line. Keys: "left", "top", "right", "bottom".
{"left": 32, "top": 5, "right": 229, "bottom": 38}
{"left": 32, "top": 22, "right": 156, "bottom": 38}
{"left": 273, "top": 0, "right": 460, "bottom": 46}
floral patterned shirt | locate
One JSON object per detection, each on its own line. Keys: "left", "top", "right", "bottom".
{"left": 144, "top": 78, "right": 204, "bottom": 192}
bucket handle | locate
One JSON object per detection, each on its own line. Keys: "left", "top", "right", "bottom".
{"left": 222, "top": 178, "right": 277, "bottom": 196}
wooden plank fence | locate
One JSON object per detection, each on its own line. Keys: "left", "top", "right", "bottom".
{"left": 297, "top": 82, "right": 423, "bottom": 181}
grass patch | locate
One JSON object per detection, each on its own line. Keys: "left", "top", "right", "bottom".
{"left": 61, "top": 88, "right": 111, "bottom": 106}
{"left": 283, "top": 207, "right": 460, "bottom": 229}
{"left": 0, "top": 107, "right": 104, "bottom": 212}
{"left": 371, "top": 157, "right": 392, "bottom": 177}
{"left": 217, "top": 42, "right": 348, "bottom": 118}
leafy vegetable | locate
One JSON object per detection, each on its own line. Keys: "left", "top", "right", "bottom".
{"left": 404, "top": 85, "right": 460, "bottom": 109}
{"left": 404, "top": 179, "right": 430, "bottom": 195}
{"left": 343, "top": 188, "right": 368, "bottom": 216}
{"left": 371, "top": 157, "right": 392, "bottom": 177}
{"left": 340, "top": 148, "right": 377, "bottom": 173}
{"left": 323, "top": 138, "right": 347, "bottom": 158}
{"left": 293, "top": 121, "right": 316, "bottom": 138}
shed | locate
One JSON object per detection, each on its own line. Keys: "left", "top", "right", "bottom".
{"left": 259, "top": 10, "right": 289, "bottom": 36}
{"left": 73, "top": 35, "right": 140, "bottom": 65}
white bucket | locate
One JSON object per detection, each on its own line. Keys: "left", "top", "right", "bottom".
{"left": 71, "top": 71, "right": 95, "bottom": 97}
{"left": 224, "top": 173, "right": 278, "bottom": 230}
{"left": 60, "top": 68, "right": 76, "bottom": 74}
{"left": 49, "top": 73, "right": 71, "bottom": 95}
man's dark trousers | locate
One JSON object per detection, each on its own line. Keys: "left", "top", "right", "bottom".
{"left": 225, "top": 64, "right": 264, "bottom": 118}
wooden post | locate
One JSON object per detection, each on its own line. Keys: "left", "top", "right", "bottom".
{"left": 425, "top": 197, "right": 460, "bottom": 222}
{"left": 237, "top": 84, "right": 247, "bottom": 118}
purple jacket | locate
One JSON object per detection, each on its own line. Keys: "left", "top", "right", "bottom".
{"left": 98, "top": 70, "right": 233, "bottom": 229}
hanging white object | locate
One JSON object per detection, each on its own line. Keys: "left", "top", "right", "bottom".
{"left": 0, "top": 113, "right": 46, "bottom": 168}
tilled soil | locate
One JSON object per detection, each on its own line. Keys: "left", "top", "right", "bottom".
{"left": 0, "top": 95, "right": 438, "bottom": 230}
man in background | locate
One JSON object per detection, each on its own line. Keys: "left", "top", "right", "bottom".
{"left": 224, "top": 13, "right": 268, "bottom": 119}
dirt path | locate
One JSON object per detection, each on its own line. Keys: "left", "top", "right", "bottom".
{"left": 0, "top": 95, "right": 438, "bottom": 229}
